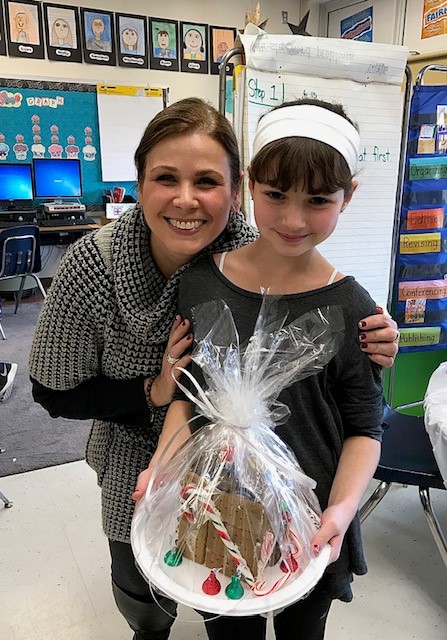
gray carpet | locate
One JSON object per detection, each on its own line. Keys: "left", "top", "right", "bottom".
{"left": 0, "top": 298, "right": 91, "bottom": 476}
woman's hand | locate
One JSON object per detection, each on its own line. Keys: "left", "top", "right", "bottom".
{"left": 149, "top": 315, "right": 193, "bottom": 407}
{"left": 359, "top": 305, "right": 399, "bottom": 368}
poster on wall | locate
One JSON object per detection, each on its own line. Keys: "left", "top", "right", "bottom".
{"left": 80, "top": 7, "right": 116, "bottom": 66}
{"left": 340, "top": 7, "right": 373, "bottom": 42}
{"left": 0, "top": 1, "right": 7, "bottom": 56}
{"left": 209, "top": 26, "right": 236, "bottom": 75}
{"left": 180, "top": 21, "right": 208, "bottom": 74}
{"left": 421, "top": 0, "right": 447, "bottom": 39}
{"left": 149, "top": 17, "right": 179, "bottom": 72}
{"left": 43, "top": 3, "right": 82, "bottom": 63}
{"left": 116, "top": 12, "right": 148, "bottom": 69}
{"left": 4, "top": 0, "right": 45, "bottom": 59}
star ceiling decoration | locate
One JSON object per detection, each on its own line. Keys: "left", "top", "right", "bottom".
{"left": 287, "top": 11, "right": 312, "bottom": 36}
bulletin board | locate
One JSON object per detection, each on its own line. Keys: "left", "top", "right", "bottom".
{"left": 237, "top": 34, "right": 408, "bottom": 307}
{"left": 394, "top": 83, "right": 447, "bottom": 352}
{"left": 0, "top": 78, "right": 165, "bottom": 204}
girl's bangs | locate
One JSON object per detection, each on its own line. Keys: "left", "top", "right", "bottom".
{"left": 250, "top": 138, "right": 352, "bottom": 194}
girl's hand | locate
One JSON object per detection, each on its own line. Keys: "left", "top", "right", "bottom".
{"left": 133, "top": 401, "right": 192, "bottom": 502}
{"left": 310, "top": 504, "right": 353, "bottom": 565}
{"left": 132, "top": 455, "right": 175, "bottom": 501}
{"left": 149, "top": 315, "right": 193, "bottom": 407}
{"left": 132, "top": 466, "right": 152, "bottom": 502}
{"left": 359, "top": 305, "right": 399, "bottom": 368}
{"left": 132, "top": 442, "right": 175, "bottom": 502}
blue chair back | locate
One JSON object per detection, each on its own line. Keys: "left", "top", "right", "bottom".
{"left": 0, "top": 225, "right": 41, "bottom": 278}
{"left": 378, "top": 404, "right": 444, "bottom": 490}
{"left": 361, "top": 402, "right": 447, "bottom": 569}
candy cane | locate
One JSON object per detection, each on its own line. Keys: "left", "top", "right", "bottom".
{"left": 256, "top": 530, "right": 275, "bottom": 579}
{"left": 253, "top": 567, "right": 292, "bottom": 595}
{"left": 180, "top": 484, "right": 199, "bottom": 523}
{"left": 180, "top": 484, "right": 256, "bottom": 586}
{"left": 252, "top": 526, "right": 302, "bottom": 596}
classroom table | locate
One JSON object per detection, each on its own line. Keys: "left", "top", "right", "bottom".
{"left": 424, "top": 362, "right": 447, "bottom": 488}
{"left": 0, "top": 222, "right": 100, "bottom": 283}
{"left": 37, "top": 222, "right": 100, "bottom": 245}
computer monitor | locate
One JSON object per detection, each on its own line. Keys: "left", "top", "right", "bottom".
{"left": 33, "top": 158, "right": 82, "bottom": 202}
{"left": 0, "top": 163, "right": 34, "bottom": 210}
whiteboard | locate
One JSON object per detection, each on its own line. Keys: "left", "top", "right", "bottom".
{"left": 238, "top": 33, "right": 408, "bottom": 306}
{"left": 97, "top": 85, "right": 167, "bottom": 182}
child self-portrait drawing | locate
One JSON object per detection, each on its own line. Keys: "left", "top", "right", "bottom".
{"left": 139, "top": 98, "right": 384, "bottom": 639}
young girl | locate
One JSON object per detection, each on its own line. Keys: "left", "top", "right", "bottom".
{"left": 136, "top": 98, "right": 384, "bottom": 639}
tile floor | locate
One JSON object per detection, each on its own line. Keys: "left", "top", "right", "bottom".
{"left": 1, "top": 460, "right": 446, "bottom": 639}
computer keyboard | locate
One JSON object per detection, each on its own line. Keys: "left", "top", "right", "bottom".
{"left": 0, "top": 220, "right": 38, "bottom": 228}
{"left": 38, "top": 217, "right": 96, "bottom": 227}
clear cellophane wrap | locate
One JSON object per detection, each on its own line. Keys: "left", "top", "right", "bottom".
{"left": 132, "top": 297, "right": 344, "bottom": 613}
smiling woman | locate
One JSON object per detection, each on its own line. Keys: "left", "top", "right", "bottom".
{"left": 29, "top": 97, "right": 399, "bottom": 640}
{"left": 139, "top": 132, "right": 239, "bottom": 278}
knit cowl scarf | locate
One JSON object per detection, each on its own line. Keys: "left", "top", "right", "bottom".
{"left": 109, "top": 204, "right": 257, "bottom": 345}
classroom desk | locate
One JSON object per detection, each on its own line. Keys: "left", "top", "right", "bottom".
{"left": 424, "top": 362, "right": 447, "bottom": 488}
{"left": 0, "top": 223, "right": 100, "bottom": 282}
{"left": 37, "top": 223, "right": 100, "bottom": 246}
{"left": 37, "top": 223, "right": 100, "bottom": 278}
{"left": 0, "top": 223, "right": 99, "bottom": 237}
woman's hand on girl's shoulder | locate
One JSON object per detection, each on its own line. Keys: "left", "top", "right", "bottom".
{"left": 359, "top": 305, "right": 399, "bottom": 368}
{"left": 149, "top": 315, "right": 193, "bottom": 407}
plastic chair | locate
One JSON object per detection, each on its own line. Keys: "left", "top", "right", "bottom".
{"left": 0, "top": 489, "right": 13, "bottom": 508}
{"left": 360, "top": 403, "right": 447, "bottom": 568}
{"left": 0, "top": 225, "right": 46, "bottom": 339}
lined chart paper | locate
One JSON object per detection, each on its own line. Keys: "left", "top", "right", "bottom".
{"left": 238, "top": 33, "right": 408, "bottom": 306}
{"left": 97, "top": 85, "right": 167, "bottom": 182}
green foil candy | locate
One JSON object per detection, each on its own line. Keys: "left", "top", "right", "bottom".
{"left": 225, "top": 574, "right": 244, "bottom": 600}
{"left": 163, "top": 548, "right": 183, "bottom": 567}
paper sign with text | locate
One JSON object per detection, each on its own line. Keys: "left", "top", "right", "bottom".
{"left": 407, "top": 208, "right": 444, "bottom": 230}
{"left": 400, "top": 233, "right": 441, "bottom": 253}
{"left": 399, "top": 280, "right": 447, "bottom": 300}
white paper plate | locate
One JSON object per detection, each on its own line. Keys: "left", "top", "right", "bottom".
{"left": 132, "top": 516, "right": 330, "bottom": 616}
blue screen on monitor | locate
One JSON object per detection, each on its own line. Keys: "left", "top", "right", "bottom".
{"left": 33, "top": 159, "right": 82, "bottom": 199}
{"left": 0, "top": 163, "right": 33, "bottom": 202}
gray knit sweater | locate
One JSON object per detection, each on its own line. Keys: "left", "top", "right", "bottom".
{"left": 29, "top": 205, "right": 257, "bottom": 542}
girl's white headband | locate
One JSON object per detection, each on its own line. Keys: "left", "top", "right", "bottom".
{"left": 252, "top": 104, "right": 360, "bottom": 174}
